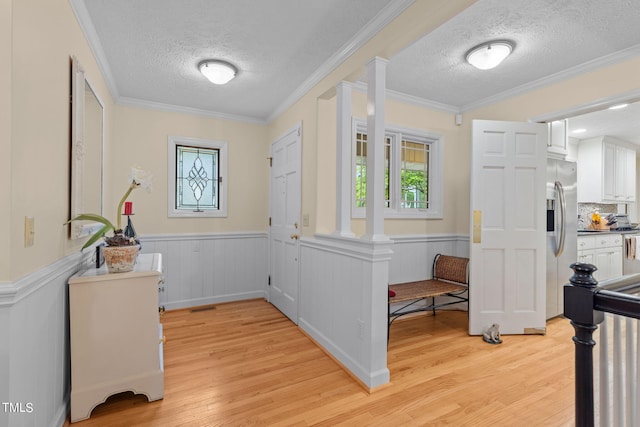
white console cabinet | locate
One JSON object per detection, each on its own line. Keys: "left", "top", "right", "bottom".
{"left": 577, "top": 234, "right": 623, "bottom": 282}
{"left": 69, "top": 253, "right": 164, "bottom": 422}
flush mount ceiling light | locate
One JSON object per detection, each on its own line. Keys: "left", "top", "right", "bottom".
{"left": 465, "top": 40, "right": 514, "bottom": 70}
{"left": 199, "top": 60, "right": 237, "bottom": 85}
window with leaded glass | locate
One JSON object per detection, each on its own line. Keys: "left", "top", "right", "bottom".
{"left": 175, "top": 145, "right": 219, "bottom": 211}
{"left": 167, "top": 136, "right": 228, "bottom": 218}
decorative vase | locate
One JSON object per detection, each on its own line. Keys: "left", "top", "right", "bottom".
{"left": 103, "top": 245, "right": 140, "bottom": 273}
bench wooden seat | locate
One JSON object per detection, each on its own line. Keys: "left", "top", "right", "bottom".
{"left": 388, "top": 254, "right": 469, "bottom": 339}
{"left": 390, "top": 279, "right": 467, "bottom": 303}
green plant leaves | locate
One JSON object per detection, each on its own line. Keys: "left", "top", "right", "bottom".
{"left": 65, "top": 214, "right": 116, "bottom": 250}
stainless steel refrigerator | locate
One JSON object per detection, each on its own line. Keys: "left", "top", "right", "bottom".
{"left": 546, "top": 158, "right": 577, "bottom": 319}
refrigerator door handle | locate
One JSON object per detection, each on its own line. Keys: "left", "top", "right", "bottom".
{"left": 554, "top": 180, "right": 566, "bottom": 257}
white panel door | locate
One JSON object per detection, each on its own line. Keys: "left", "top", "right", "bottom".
{"left": 470, "top": 120, "right": 548, "bottom": 335}
{"left": 269, "top": 125, "right": 301, "bottom": 323}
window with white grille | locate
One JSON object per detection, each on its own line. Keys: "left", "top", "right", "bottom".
{"left": 352, "top": 120, "right": 443, "bottom": 219}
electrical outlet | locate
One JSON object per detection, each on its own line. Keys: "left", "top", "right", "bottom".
{"left": 357, "top": 319, "right": 365, "bottom": 340}
{"left": 24, "top": 216, "right": 34, "bottom": 247}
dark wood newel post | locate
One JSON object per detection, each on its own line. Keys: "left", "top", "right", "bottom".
{"left": 563, "top": 263, "right": 604, "bottom": 427}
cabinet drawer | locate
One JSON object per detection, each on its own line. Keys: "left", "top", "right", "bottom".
{"left": 595, "top": 234, "right": 623, "bottom": 248}
{"left": 578, "top": 236, "right": 596, "bottom": 250}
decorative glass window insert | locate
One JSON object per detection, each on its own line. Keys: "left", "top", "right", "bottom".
{"left": 167, "top": 136, "right": 228, "bottom": 218}
{"left": 352, "top": 119, "right": 443, "bottom": 219}
{"left": 176, "top": 146, "right": 219, "bottom": 211}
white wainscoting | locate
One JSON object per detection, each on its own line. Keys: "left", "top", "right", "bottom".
{"left": 0, "top": 251, "right": 90, "bottom": 427}
{"left": 389, "top": 234, "right": 469, "bottom": 283}
{"left": 297, "top": 233, "right": 467, "bottom": 388}
{"left": 139, "top": 232, "right": 268, "bottom": 310}
{"left": 299, "top": 234, "right": 393, "bottom": 389}
{"left": 0, "top": 232, "right": 462, "bottom": 425}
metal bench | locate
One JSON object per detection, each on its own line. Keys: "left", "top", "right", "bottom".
{"left": 388, "top": 254, "right": 469, "bottom": 338}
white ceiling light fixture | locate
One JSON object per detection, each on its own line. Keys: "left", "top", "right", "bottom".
{"left": 465, "top": 40, "right": 514, "bottom": 70}
{"left": 199, "top": 60, "right": 237, "bottom": 85}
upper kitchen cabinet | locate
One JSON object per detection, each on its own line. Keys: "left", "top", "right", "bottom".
{"left": 578, "top": 136, "right": 636, "bottom": 203}
{"left": 547, "top": 120, "right": 568, "bottom": 159}
{"left": 548, "top": 120, "right": 568, "bottom": 158}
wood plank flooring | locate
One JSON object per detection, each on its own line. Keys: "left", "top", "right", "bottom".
{"left": 68, "top": 299, "right": 576, "bottom": 426}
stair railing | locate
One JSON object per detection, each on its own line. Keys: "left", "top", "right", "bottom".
{"left": 564, "top": 263, "right": 640, "bottom": 427}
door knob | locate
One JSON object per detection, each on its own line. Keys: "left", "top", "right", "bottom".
{"left": 290, "top": 233, "right": 299, "bottom": 240}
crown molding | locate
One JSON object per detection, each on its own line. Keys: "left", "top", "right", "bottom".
{"left": 73, "top": 0, "right": 414, "bottom": 125}
{"left": 530, "top": 89, "right": 640, "bottom": 124}
{"left": 265, "top": 0, "right": 415, "bottom": 123}
{"left": 117, "top": 97, "right": 268, "bottom": 125}
{"left": 69, "top": 0, "right": 120, "bottom": 100}
{"left": 460, "top": 43, "right": 640, "bottom": 113}
{"left": 351, "top": 81, "right": 459, "bottom": 114}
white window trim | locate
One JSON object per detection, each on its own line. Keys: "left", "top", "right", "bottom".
{"left": 351, "top": 118, "right": 443, "bottom": 219}
{"left": 167, "top": 135, "right": 228, "bottom": 218}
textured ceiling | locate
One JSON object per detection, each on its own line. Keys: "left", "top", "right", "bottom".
{"left": 72, "top": 0, "right": 640, "bottom": 140}
{"left": 74, "top": 0, "right": 395, "bottom": 122}
{"left": 388, "top": 0, "right": 640, "bottom": 110}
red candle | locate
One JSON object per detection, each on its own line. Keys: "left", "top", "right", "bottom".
{"left": 124, "top": 201, "right": 133, "bottom": 215}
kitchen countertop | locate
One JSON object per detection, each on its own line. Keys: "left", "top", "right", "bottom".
{"left": 578, "top": 229, "right": 640, "bottom": 235}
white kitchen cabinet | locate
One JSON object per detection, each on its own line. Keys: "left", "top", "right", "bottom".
{"left": 626, "top": 146, "right": 637, "bottom": 200}
{"left": 577, "top": 234, "right": 623, "bottom": 282}
{"left": 577, "top": 136, "right": 636, "bottom": 203}
{"left": 547, "top": 119, "right": 568, "bottom": 159}
{"left": 68, "top": 253, "right": 164, "bottom": 422}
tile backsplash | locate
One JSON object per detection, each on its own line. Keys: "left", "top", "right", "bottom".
{"left": 578, "top": 203, "right": 619, "bottom": 229}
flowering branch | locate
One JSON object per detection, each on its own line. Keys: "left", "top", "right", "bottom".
{"left": 65, "top": 166, "right": 152, "bottom": 250}
{"left": 116, "top": 167, "right": 153, "bottom": 231}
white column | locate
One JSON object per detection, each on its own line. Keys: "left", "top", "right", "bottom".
{"left": 364, "top": 57, "right": 389, "bottom": 241}
{"left": 334, "top": 81, "right": 355, "bottom": 237}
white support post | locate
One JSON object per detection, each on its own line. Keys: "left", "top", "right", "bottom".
{"left": 335, "top": 81, "right": 355, "bottom": 237}
{"left": 363, "top": 57, "right": 389, "bottom": 241}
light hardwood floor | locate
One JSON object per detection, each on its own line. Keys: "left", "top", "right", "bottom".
{"left": 68, "top": 299, "right": 576, "bottom": 426}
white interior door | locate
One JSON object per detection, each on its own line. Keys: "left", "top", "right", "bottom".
{"left": 469, "top": 120, "right": 548, "bottom": 335}
{"left": 269, "top": 124, "right": 301, "bottom": 323}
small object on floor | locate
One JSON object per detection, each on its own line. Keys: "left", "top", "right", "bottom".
{"left": 482, "top": 323, "right": 502, "bottom": 344}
